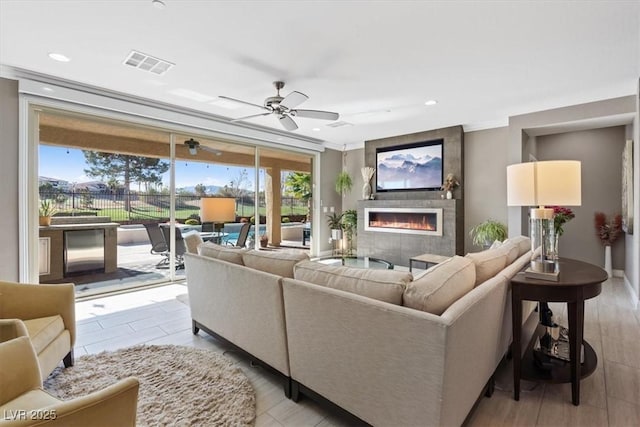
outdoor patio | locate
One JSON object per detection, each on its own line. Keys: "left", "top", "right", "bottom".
{"left": 68, "top": 225, "right": 310, "bottom": 298}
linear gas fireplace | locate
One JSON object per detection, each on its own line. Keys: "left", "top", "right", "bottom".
{"left": 364, "top": 208, "right": 443, "bottom": 236}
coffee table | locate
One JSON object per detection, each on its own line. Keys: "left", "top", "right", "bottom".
{"left": 409, "top": 253, "right": 450, "bottom": 272}
{"left": 316, "top": 256, "right": 394, "bottom": 270}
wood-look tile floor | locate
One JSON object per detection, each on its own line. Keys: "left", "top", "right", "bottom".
{"left": 68, "top": 278, "right": 640, "bottom": 426}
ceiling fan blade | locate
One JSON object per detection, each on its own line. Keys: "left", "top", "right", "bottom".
{"left": 218, "top": 96, "right": 268, "bottom": 111}
{"left": 279, "top": 115, "right": 298, "bottom": 131}
{"left": 280, "top": 91, "right": 308, "bottom": 109}
{"left": 230, "top": 112, "right": 272, "bottom": 122}
{"left": 291, "top": 109, "right": 339, "bottom": 121}
{"left": 200, "top": 145, "right": 222, "bottom": 156}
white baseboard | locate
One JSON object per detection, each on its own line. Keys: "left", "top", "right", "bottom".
{"left": 613, "top": 269, "right": 624, "bottom": 278}
{"left": 623, "top": 274, "right": 639, "bottom": 310}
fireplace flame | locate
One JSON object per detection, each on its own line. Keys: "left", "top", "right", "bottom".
{"left": 369, "top": 213, "right": 437, "bottom": 231}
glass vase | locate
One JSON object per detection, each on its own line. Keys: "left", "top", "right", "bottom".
{"left": 553, "top": 234, "right": 560, "bottom": 260}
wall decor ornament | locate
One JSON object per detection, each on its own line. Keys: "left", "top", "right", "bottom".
{"left": 361, "top": 166, "right": 375, "bottom": 200}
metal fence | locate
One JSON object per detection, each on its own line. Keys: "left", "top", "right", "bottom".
{"left": 39, "top": 190, "right": 307, "bottom": 224}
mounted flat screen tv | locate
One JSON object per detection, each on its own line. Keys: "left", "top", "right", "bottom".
{"left": 376, "top": 139, "right": 443, "bottom": 192}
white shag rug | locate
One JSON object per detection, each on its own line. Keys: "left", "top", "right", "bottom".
{"left": 44, "top": 345, "right": 256, "bottom": 426}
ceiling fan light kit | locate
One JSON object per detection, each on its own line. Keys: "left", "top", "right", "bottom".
{"left": 184, "top": 138, "right": 222, "bottom": 156}
{"left": 223, "top": 81, "right": 339, "bottom": 131}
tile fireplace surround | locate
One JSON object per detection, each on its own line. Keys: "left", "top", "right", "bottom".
{"left": 357, "top": 199, "right": 463, "bottom": 267}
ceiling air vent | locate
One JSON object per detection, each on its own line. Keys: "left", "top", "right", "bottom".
{"left": 123, "top": 50, "right": 174, "bottom": 75}
{"left": 326, "top": 121, "right": 354, "bottom": 128}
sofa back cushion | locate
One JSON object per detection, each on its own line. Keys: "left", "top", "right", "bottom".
{"left": 403, "top": 256, "right": 476, "bottom": 315}
{"left": 198, "top": 242, "right": 247, "bottom": 265}
{"left": 242, "top": 249, "right": 309, "bottom": 278}
{"left": 465, "top": 248, "right": 508, "bottom": 287}
{"left": 293, "top": 261, "right": 411, "bottom": 305}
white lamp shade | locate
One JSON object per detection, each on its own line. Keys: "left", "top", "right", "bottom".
{"left": 200, "top": 197, "right": 236, "bottom": 222}
{"left": 507, "top": 160, "right": 581, "bottom": 207}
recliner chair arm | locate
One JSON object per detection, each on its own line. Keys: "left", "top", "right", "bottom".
{"left": 0, "top": 337, "right": 42, "bottom": 406}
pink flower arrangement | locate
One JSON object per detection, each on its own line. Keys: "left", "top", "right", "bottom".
{"left": 551, "top": 206, "right": 575, "bottom": 236}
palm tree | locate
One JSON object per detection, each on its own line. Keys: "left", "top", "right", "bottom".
{"left": 285, "top": 172, "right": 312, "bottom": 222}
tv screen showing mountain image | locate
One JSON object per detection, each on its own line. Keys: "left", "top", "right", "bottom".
{"left": 376, "top": 140, "right": 443, "bottom": 191}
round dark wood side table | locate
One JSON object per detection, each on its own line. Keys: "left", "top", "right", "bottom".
{"left": 511, "top": 258, "right": 607, "bottom": 406}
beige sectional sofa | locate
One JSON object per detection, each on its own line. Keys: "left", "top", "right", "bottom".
{"left": 184, "top": 238, "right": 538, "bottom": 426}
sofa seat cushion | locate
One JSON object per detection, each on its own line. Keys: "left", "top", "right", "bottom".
{"left": 403, "top": 256, "right": 476, "bottom": 315}
{"left": 465, "top": 248, "right": 508, "bottom": 287}
{"left": 22, "top": 315, "right": 64, "bottom": 354}
{"left": 293, "top": 261, "right": 411, "bottom": 305}
{"left": 243, "top": 249, "right": 309, "bottom": 278}
{"left": 198, "top": 242, "right": 247, "bottom": 265}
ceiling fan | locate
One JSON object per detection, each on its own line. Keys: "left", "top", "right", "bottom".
{"left": 184, "top": 138, "right": 222, "bottom": 156}
{"left": 220, "top": 81, "right": 339, "bottom": 131}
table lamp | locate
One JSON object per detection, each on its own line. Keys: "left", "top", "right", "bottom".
{"left": 507, "top": 160, "right": 581, "bottom": 281}
{"left": 200, "top": 197, "right": 236, "bottom": 237}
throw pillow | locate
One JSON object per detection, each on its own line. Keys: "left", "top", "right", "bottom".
{"left": 496, "top": 241, "right": 519, "bottom": 265}
{"left": 242, "top": 249, "right": 309, "bottom": 278}
{"left": 503, "top": 236, "right": 531, "bottom": 257}
{"left": 293, "top": 260, "right": 411, "bottom": 305}
{"left": 465, "top": 248, "right": 508, "bottom": 287}
{"left": 403, "top": 256, "right": 476, "bottom": 315}
{"left": 183, "top": 232, "right": 203, "bottom": 254}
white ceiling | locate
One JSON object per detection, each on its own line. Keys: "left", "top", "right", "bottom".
{"left": 1, "top": 1, "right": 638, "bottom": 149}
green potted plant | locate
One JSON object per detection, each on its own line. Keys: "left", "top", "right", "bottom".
{"left": 469, "top": 219, "right": 507, "bottom": 249}
{"left": 39, "top": 199, "right": 57, "bottom": 226}
{"left": 327, "top": 212, "right": 344, "bottom": 240}
{"left": 335, "top": 171, "right": 353, "bottom": 197}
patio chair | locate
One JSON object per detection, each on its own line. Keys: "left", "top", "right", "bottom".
{"left": 144, "top": 223, "right": 170, "bottom": 267}
{"left": 231, "top": 222, "right": 252, "bottom": 247}
{"left": 161, "top": 226, "right": 188, "bottom": 270}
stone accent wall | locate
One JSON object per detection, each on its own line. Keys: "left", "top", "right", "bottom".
{"left": 357, "top": 126, "right": 465, "bottom": 267}
{"left": 357, "top": 199, "right": 463, "bottom": 268}
{"left": 364, "top": 125, "right": 464, "bottom": 201}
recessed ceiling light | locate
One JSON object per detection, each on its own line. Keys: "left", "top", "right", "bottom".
{"left": 42, "top": 87, "right": 54, "bottom": 92}
{"left": 151, "top": 0, "right": 166, "bottom": 9}
{"left": 48, "top": 53, "right": 70, "bottom": 62}
{"left": 312, "top": 128, "right": 321, "bottom": 132}
{"left": 424, "top": 100, "right": 438, "bottom": 106}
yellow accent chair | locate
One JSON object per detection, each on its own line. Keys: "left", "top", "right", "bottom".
{"left": 0, "top": 281, "right": 76, "bottom": 379}
{"left": 0, "top": 336, "right": 139, "bottom": 426}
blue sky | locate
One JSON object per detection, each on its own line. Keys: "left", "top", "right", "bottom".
{"left": 39, "top": 145, "right": 264, "bottom": 191}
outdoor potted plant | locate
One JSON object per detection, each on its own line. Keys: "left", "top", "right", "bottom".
{"left": 39, "top": 199, "right": 57, "bottom": 226}
{"left": 327, "top": 212, "right": 344, "bottom": 240}
{"left": 259, "top": 234, "right": 269, "bottom": 248}
{"left": 469, "top": 219, "right": 507, "bottom": 249}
